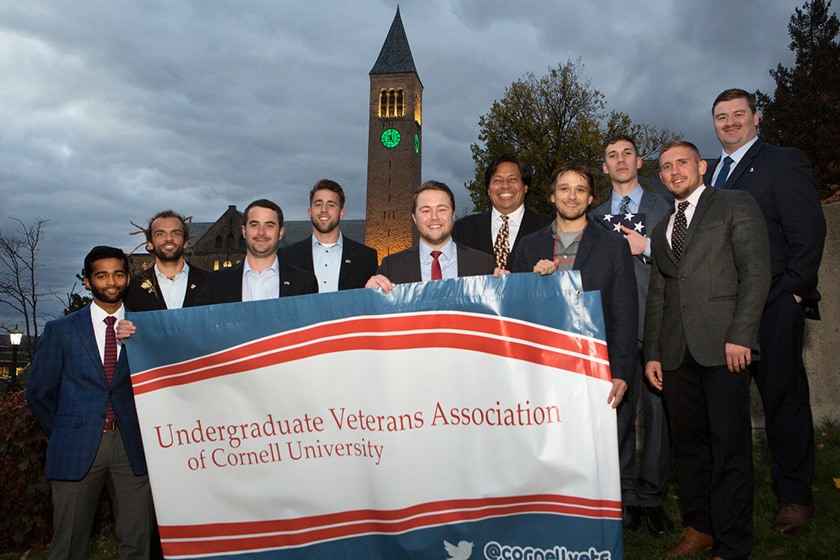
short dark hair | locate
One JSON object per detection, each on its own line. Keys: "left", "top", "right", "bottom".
{"left": 550, "top": 162, "right": 597, "bottom": 196}
{"left": 712, "top": 88, "right": 756, "bottom": 114}
{"left": 412, "top": 181, "right": 456, "bottom": 213}
{"left": 309, "top": 179, "right": 346, "bottom": 209}
{"left": 145, "top": 210, "right": 189, "bottom": 243}
{"left": 243, "top": 199, "right": 284, "bottom": 228}
{"left": 484, "top": 154, "right": 532, "bottom": 190}
{"left": 659, "top": 140, "right": 702, "bottom": 161}
{"left": 83, "top": 246, "right": 129, "bottom": 279}
{"left": 602, "top": 134, "right": 639, "bottom": 160}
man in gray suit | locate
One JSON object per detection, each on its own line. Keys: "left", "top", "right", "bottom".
{"left": 645, "top": 141, "right": 770, "bottom": 560}
{"left": 592, "top": 135, "right": 673, "bottom": 535}
{"left": 366, "top": 181, "right": 495, "bottom": 292}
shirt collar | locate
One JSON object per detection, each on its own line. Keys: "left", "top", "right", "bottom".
{"left": 311, "top": 231, "right": 343, "bottom": 249}
{"left": 610, "top": 183, "right": 644, "bottom": 210}
{"left": 677, "top": 185, "right": 707, "bottom": 210}
{"left": 154, "top": 262, "right": 189, "bottom": 282}
{"left": 491, "top": 204, "right": 526, "bottom": 226}
{"left": 243, "top": 255, "right": 279, "bottom": 276}
{"left": 90, "top": 300, "right": 125, "bottom": 323}
{"left": 721, "top": 135, "right": 759, "bottom": 166}
{"left": 419, "top": 237, "right": 456, "bottom": 261}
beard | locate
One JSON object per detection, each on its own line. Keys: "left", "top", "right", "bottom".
{"left": 90, "top": 283, "right": 128, "bottom": 305}
{"left": 151, "top": 243, "right": 184, "bottom": 263}
{"left": 311, "top": 215, "right": 340, "bottom": 235}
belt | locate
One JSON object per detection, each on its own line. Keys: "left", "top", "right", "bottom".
{"left": 103, "top": 418, "right": 118, "bottom": 432}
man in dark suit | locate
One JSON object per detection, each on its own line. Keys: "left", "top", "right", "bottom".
{"left": 200, "top": 199, "right": 317, "bottom": 304}
{"left": 704, "top": 88, "right": 826, "bottom": 534}
{"left": 645, "top": 141, "right": 770, "bottom": 559}
{"left": 452, "top": 153, "right": 553, "bottom": 270}
{"left": 592, "top": 135, "right": 674, "bottom": 534}
{"left": 366, "top": 181, "right": 495, "bottom": 291}
{"left": 511, "top": 162, "right": 637, "bottom": 410}
{"left": 125, "top": 210, "right": 207, "bottom": 311}
{"left": 279, "top": 179, "right": 378, "bottom": 292}
{"left": 27, "top": 246, "right": 152, "bottom": 560}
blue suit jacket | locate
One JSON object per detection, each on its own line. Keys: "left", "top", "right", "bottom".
{"left": 26, "top": 305, "right": 147, "bottom": 480}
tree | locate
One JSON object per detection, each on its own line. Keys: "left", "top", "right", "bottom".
{"left": 466, "top": 59, "right": 679, "bottom": 213}
{"left": 756, "top": 0, "right": 840, "bottom": 200}
{"left": 63, "top": 277, "right": 91, "bottom": 316}
{"left": 0, "top": 218, "right": 48, "bottom": 362}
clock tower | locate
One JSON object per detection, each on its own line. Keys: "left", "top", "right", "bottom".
{"left": 365, "top": 7, "right": 422, "bottom": 259}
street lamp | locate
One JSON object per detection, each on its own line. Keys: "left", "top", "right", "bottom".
{"left": 9, "top": 327, "right": 22, "bottom": 391}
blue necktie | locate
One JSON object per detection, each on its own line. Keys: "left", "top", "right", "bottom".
{"left": 619, "top": 196, "right": 632, "bottom": 215}
{"left": 713, "top": 156, "right": 734, "bottom": 188}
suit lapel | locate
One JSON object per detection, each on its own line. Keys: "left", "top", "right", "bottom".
{"left": 724, "top": 139, "right": 762, "bottom": 189}
{"left": 338, "top": 240, "right": 353, "bottom": 287}
{"left": 682, "top": 188, "right": 715, "bottom": 252}
{"left": 76, "top": 307, "right": 105, "bottom": 377}
{"left": 183, "top": 267, "right": 200, "bottom": 307}
{"left": 573, "top": 221, "right": 596, "bottom": 270}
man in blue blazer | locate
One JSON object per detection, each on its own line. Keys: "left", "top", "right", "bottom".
{"left": 592, "top": 135, "right": 674, "bottom": 534}
{"left": 705, "top": 89, "right": 826, "bottom": 534}
{"left": 27, "top": 246, "right": 151, "bottom": 559}
{"left": 279, "top": 180, "right": 378, "bottom": 292}
{"left": 511, "top": 162, "right": 638, "bottom": 410}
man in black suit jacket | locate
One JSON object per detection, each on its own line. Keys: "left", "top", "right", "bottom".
{"left": 705, "top": 89, "right": 826, "bottom": 534}
{"left": 200, "top": 199, "right": 317, "bottom": 304}
{"left": 645, "top": 141, "right": 770, "bottom": 559}
{"left": 125, "top": 210, "right": 207, "bottom": 312}
{"left": 591, "top": 136, "right": 674, "bottom": 534}
{"left": 279, "top": 179, "right": 378, "bottom": 292}
{"left": 367, "top": 181, "right": 495, "bottom": 292}
{"left": 511, "top": 162, "right": 637, "bottom": 410}
{"left": 452, "top": 153, "right": 553, "bottom": 270}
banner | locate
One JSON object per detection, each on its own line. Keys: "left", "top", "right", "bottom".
{"left": 126, "top": 271, "right": 622, "bottom": 560}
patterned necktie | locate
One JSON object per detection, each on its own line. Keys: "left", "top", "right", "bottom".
{"left": 713, "top": 156, "right": 734, "bottom": 188}
{"left": 493, "top": 215, "right": 510, "bottom": 269}
{"left": 104, "top": 316, "right": 117, "bottom": 420}
{"left": 430, "top": 251, "right": 443, "bottom": 280}
{"left": 672, "top": 201, "right": 690, "bottom": 261}
{"left": 619, "top": 196, "right": 632, "bottom": 215}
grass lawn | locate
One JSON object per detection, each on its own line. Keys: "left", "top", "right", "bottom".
{"left": 6, "top": 422, "right": 839, "bottom": 560}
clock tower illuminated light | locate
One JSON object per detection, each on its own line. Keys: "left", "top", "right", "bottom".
{"left": 365, "top": 7, "right": 422, "bottom": 260}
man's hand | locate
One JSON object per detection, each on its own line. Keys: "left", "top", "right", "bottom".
{"left": 493, "top": 267, "right": 510, "bottom": 278}
{"left": 725, "top": 343, "right": 752, "bottom": 373}
{"left": 365, "top": 274, "right": 395, "bottom": 294}
{"left": 607, "top": 379, "right": 628, "bottom": 409}
{"left": 532, "top": 258, "right": 560, "bottom": 276}
{"left": 645, "top": 360, "right": 663, "bottom": 390}
{"left": 620, "top": 226, "right": 648, "bottom": 256}
{"left": 116, "top": 319, "right": 136, "bottom": 341}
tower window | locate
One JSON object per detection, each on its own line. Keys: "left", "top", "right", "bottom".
{"left": 378, "top": 88, "right": 404, "bottom": 118}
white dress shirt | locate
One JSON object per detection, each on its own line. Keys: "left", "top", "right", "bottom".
{"left": 90, "top": 301, "right": 125, "bottom": 362}
{"left": 312, "top": 232, "right": 343, "bottom": 293}
{"left": 666, "top": 185, "right": 707, "bottom": 246}
{"left": 491, "top": 204, "right": 526, "bottom": 248}
{"left": 155, "top": 262, "right": 189, "bottom": 310}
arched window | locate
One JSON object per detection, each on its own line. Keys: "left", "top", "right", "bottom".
{"left": 379, "top": 88, "right": 404, "bottom": 117}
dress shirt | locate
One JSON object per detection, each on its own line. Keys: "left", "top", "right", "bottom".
{"left": 155, "top": 262, "right": 189, "bottom": 310}
{"left": 711, "top": 135, "right": 759, "bottom": 186}
{"left": 90, "top": 301, "right": 125, "bottom": 362}
{"left": 609, "top": 184, "right": 651, "bottom": 257}
{"left": 491, "top": 204, "right": 526, "bottom": 248}
{"left": 242, "top": 257, "right": 280, "bottom": 302}
{"left": 312, "top": 232, "right": 343, "bottom": 293}
{"left": 419, "top": 238, "right": 458, "bottom": 281}
{"left": 666, "top": 185, "right": 707, "bottom": 246}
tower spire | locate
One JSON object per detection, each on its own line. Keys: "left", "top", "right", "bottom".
{"left": 370, "top": 6, "right": 418, "bottom": 76}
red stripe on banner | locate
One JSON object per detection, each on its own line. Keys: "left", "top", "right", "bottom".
{"left": 132, "top": 313, "right": 610, "bottom": 395}
{"left": 160, "top": 494, "right": 621, "bottom": 556}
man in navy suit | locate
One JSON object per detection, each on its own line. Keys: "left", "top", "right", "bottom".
{"left": 366, "top": 181, "right": 495, "bottom": 291}
{"left": 279, "top": 179, "right": 378, "bottom": 292}
{"left": 592, "top": 135, "right": 674, "bottom": 535}
{"left": 27, "top": 246, "right": 152, "bottom": 560}
{"left": 705, "top": 89, "right": 826, "bottom": 534}
{"left": 199, "top": 199, "right": 317, "bottom": 304}
{"left": 125, "top": 209, "right": 207, "bottom": 311}
{"left": 452, "top": 154, "right": 553, "bottom": 270}
{"left": 511, "top": 162, "right": 637, "bottom": 410}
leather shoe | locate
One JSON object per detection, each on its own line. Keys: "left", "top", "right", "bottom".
{"left": 772, "top": 503, "right": 813, "bottom": 534}
{"left": 622, "top": 505, "right": 642, "bottom": 531}
{"left": 642, "top": 505, "right": 674, "bottom": 536}
{"left": 664, "top": 526, "right": 713, "bottom": 557}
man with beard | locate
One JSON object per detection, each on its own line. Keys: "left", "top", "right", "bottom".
{"left": 511, "top": 162, "right": 637, "bottom": 410}
{"left": 27, "top": 246, "right": 152, "bottom": 560}
{"left": 199, "top": 199, "right": 317, "bottom": 303}
{"left": 125, "top": 210, "right": 207, "bottom": 311}
{"left": 365, "top": 181, "right": 495, "bottom": 292}
{"left": 280, "top": 179, "right": 378, "bottom": 292}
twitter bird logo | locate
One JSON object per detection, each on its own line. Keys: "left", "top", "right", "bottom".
{"left": 444, "top": 540, "right": 473, "bottom": 560}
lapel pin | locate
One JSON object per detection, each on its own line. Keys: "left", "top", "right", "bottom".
{"left": 344, "top": 259, "right": 352, "bottom": 264}
{"left": 750, "top": 167, "right": 754, "bottom": 172}
{"left": 283, "top": 281, "right": 290, "bottom": 286}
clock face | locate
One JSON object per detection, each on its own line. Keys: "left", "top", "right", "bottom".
{"left": 414, "top": 134, "right": 420, "bottom": 154}
{"left": 381, "top": 128, "right": 400, "bottom": 148}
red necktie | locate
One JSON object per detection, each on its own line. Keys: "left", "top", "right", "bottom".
{"left": 104, "top": 316, "right": 117, "bottom": 420}
{"left": 430, "top": 250, "right": 442, "bottom": 280}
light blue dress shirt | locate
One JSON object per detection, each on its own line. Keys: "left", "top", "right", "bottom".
{"left": 419, "top": 238, "right": 458, "bottom": 281}
{"left": 312, "top": 233, "right": 343, "bottom": 293}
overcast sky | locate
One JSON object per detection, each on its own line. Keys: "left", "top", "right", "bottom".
{"left": 0, "top": 0, "right": 801, "bottom": 322}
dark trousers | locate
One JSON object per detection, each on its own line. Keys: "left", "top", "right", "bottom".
{"left": 617, "top": 353, "right": 671, "bottom": 506}
{"left": 753, "top": 293, "right": 814, "bottom": 504}
{"left": 663, "top": 354, "right": 753, "bottom": 560}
